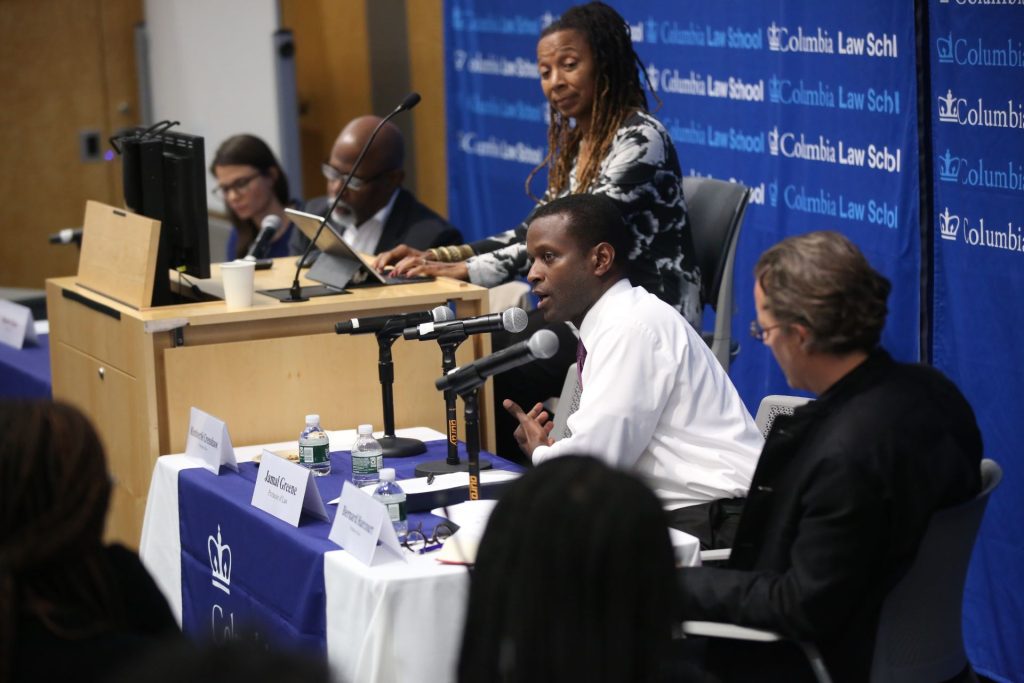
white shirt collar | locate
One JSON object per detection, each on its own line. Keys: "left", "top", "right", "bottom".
{"left": 578, "top": 278, "right": 633, "bottom": 348}
{"left": 340, "top": 188, "right": 400, "bottom": 254}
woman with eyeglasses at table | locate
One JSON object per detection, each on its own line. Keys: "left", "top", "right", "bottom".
{"left": 0, "top": 400, "right": 179, "bottom": 683}
{"left": 458, "top": 456, "right": 701, "bottom": 683}
{"left": 211, "top": 134, "right": 298, "bottom": 261}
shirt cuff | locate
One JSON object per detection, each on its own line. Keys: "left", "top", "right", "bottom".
{"left": 531, "top": 443, "right": 555, "bottom": 465}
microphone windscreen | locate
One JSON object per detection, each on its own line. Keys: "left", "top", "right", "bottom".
{"left": 261, "top": 214, "right": 282, "bottom": 231}
{"left": 432, "top": 305, "right": 455, "bottom": 323}
{"left": 501, "top": 307, "right": 528, "bottom": 334}
{"left": 399, "top": 92, "right": 422, "bottom": 112}
{"left": 527, "top": 329, "right": 560, "bottom": 360}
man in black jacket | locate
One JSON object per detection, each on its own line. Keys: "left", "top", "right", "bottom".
{"left": 675, "top": 230, "right": 982, "bottom": 682}
{"left": 289, "top": 115, "right": 461, "bottom": 257}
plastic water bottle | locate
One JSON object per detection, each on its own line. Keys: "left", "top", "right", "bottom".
{"left": 351, "top": 424, "right": 382, "bottom": 487}
{"left": 373, "top": 468, "right": 407, "bottom": 540}
{"left": 298, "top": 414, "right": 331, "bottom": 476}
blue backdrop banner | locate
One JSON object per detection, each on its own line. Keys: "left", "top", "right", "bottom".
{"left": 928, "top": 2, "right": 1024, "bottom": 681}
{"left": 444, "top": 0, "right": 921, "bottom": 413}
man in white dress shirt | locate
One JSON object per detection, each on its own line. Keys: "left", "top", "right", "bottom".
{"left": 504, "top": 193, "right": 763, "bottom": 547}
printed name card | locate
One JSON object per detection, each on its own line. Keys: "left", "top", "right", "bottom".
{"left": 0, "top": 299, "right": 37, "bottom": 350}
{"left": 185, "top": 407, "right": 237, "bottom": 474}
{"left": 251, "top": 450, "right": 329, "bottom": 527}
{"left": 329, "top": 481, "right": 405, "bottom": 566}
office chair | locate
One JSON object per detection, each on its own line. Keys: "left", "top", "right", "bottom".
{"left": 683, "top": 458, "right": 1002, "bottom": 683}
{"left": 683, "top": 176, "right": 751, "bottom": 372}
{"left": 754, "top": 394, "right": 812, "bottom": 438}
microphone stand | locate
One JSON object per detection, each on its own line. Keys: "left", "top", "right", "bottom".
{"left": 458, "top": 386, "right": 483, "bottom": 501}
{"left": 414, "top": 329, "right": 493, "bottom": 477}
{"left": 375, "top": 330, "right": 427, "bottom": 458}
{"left": 283, "top": 93, "right": 420, "bottom": 302}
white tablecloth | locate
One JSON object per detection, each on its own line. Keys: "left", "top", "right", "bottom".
{"left": 139, "top": 427, "right": 700, "bottom": 683}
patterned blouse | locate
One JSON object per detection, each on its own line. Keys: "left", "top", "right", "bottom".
{"left": 465, "top": 110, "right": 702, "bottom": 327}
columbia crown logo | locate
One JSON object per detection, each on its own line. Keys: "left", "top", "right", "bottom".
{"left": 768, "top": 76, "right": 782, "bottom": 103}
{"left": 939, "top": 207, "right": 960, "bottom": 241}
{"left": 209, "top": 525, "right": 233, "bottom": 595}
{"left": 768, "top": 127, "right": 780, "bottom": 155}
{"left": 936, "top": 33, "right": 954, "bottom": 63}
{"left": 938, "top": 149, "right": 963, "bottom": 182}
{"left": 938, "top": 89, "right": 960, "bottom": 123}
{"left": 646, "top": 64, "right": 660, "bottom": 92}
{"left": 767, "top": 22, "right": 782, "bottom": 51}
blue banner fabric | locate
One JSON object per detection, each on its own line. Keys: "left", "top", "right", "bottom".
{"left": 444, "top": 0, "right": 921, "bottom": 415}
{"left": 928, "top": 3, "right": 1024, "bottom": 682}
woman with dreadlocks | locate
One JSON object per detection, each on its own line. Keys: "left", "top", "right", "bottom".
{"left": 378, "top": 2, "right": 699, "bottom": 462}
{"left": 378, "top": 1, "right": 699, "bottom": 323}
{"left": 0, "top": 400, "right": 178, "bottom": 682}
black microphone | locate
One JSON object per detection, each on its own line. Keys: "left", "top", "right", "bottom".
{"left": 335, "top": 305, "right": 453, "bottom": 337}
{"left": 284, "top": 92, "right": 422, "bottom": 302}
{"left": 435, "top": 329, "right": 559, "bottom": 394}
{"left": 49, "top": 228, "right": 83, "bottom": 245}
{"left": 403, "top": 307, "right": 528, "bottom": 341}
{"left": 245, "top": 214, "right": 281, "bottom": 260}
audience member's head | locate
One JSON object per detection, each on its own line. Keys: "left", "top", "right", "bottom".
{"left": 211, "top": 134, "right": 290, "bottom": 258}
{"left": 111, "top": 640, "right": 333, "bottom": 683}
{"left": 322, "top": 115, "right": 405, "bottom": 227}
{"left": 0, "top": 400, "right": 114, "bottom": 673}
{"left": 458, "top": 455, "right": 677, "bottom": 683}
{"left": 526, "top": 193, "right": 630, "bottom": 327}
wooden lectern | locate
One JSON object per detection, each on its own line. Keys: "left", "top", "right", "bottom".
{"left": 47, "top": 202, "right": 493, "bottom": 548}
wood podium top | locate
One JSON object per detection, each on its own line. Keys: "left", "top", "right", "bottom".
{"left": 50, "top": 256, "right": 489, "bottom": 328}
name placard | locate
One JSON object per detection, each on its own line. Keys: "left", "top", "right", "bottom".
{"left": 185, "top": 407, "right": 237, "bottom": 475}
{"left": 251, "top": 450, "right": 328, "bottom": 527}
{"left": 0, "top": 299, "right": 37, "bottom": 350}
{"left": 328, "top": 481, "right": 405, "bottom": 565}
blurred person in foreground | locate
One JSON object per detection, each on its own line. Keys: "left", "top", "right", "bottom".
{"left": 0, "top": 400, "right": 178, "bottom": 683}
{"left": 675, "top": 231, "right": 983, "bottom": 682}
{"left": 458, "top": 455, "right": 700, "bottom": 683}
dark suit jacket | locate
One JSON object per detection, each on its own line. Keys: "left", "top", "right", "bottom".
{"left": 676, "top": 349, "right": 982, "bottom": 682}
{"left": 289, "top": 188, "right": 462, "bottom": 256}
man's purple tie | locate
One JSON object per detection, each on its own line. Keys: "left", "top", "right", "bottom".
{"left": 576, "top": 338, "right": 587, "bottom": 389}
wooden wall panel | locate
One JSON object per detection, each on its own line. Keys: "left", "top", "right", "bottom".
{"left": 279, "top": 0, "right": 448, "bottom": 219}
{"left": 406, "top": 0, "right": 448, "bottom": 218}
{"left": 280, "top": 0, "right": 373, "bottom": 202}
{"left": 0, "top": 0, "right": 141, "bottom": 289}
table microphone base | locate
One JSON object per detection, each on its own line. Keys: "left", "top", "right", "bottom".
{"left": 414, "top": 458, "right": 493, "bottom": 477}
{"left": 379, "top": 435, "right": 427, "bottom": 458}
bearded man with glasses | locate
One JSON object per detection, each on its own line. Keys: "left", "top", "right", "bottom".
{"left": 290, "top": 115, "right": 462, "bottom": 260}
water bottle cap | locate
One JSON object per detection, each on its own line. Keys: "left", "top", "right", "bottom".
{"left": 357, "top": 424, "right": 373, "bottom": 435}
{"left": 380, "top": 467, "right": 396, "bottom": 481}
{"left": 305, "top": 414, "right": 319, "bottom": 424}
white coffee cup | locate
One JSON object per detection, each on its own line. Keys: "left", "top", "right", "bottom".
{"left": 221, "top": 259, "right": 256, "bottom": 308}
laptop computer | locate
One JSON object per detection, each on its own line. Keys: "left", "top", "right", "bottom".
{"left": 285, "top": 208, "right": 433, "bottom": 291}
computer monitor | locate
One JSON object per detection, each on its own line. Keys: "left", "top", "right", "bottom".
{"left": 116, "top": 123, "right": 211, "bottom": 306}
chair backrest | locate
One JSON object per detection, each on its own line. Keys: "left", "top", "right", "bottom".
{"left": 869, "top": 458, "right": 1002, "bottom": 683}
{"left": 754, "top": 394, "right": 811, "bottom": 438}
{"left": 683, "top": 176, "right": 751, "bottom": 371}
